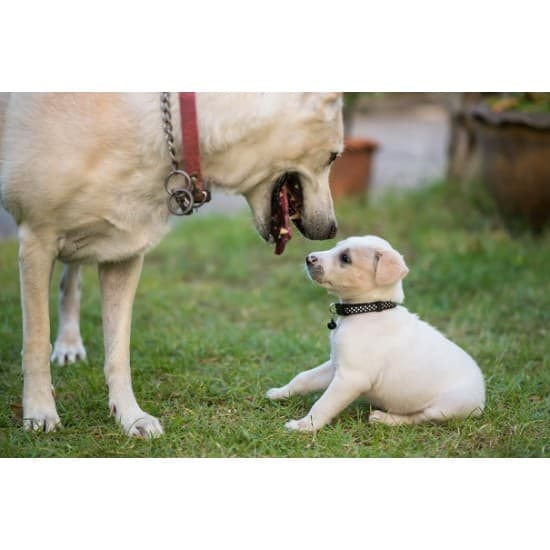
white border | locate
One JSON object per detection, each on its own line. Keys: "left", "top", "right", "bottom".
{"left": 1, "top": 459, "right": 548, "bottom": 549}
{"left": 1, "top": 1, "right": 549, "bottom": 90}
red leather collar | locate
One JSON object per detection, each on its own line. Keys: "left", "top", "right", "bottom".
{"left": 178, "top": 92, "right": 204, "bottom": 192}
{"left": 162, "top": 92, "right": 210, "bottom": 216}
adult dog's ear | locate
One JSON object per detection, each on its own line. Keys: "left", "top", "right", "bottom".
{"left": 374, "top": 248, "right": 409, "bottom": 286}
{"left": 319, "top": 93, "right": 343, "bottom": 119}
{"left": 301, "top": 93, "right": 343, "bottom": 119}
{"left": 320, "top": 92, "right": 342, "bottom": 104}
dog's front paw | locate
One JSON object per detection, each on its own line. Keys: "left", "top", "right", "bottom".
{"left": 112, "top": 404, "right": 164, "bottom": 439}
{"left": 51, "top": 336, "right": 87, "bottom": 366}
{"left": 23, "top": 395, "right": 61, "bottom": 433}
{"left": 285, "top": 416, "right": 315, "bottom": 432}
{"left": 125, "top": 414, "right": 164, "bottom": 439}
{"left": 266, "top": 387, "right": 289, "bottom": 400}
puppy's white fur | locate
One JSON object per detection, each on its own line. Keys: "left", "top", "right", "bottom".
{"left": 267, "top": 235, "right": 485, "bottom": 430}
{"left": 0, "top": 92, "right": 343, "bottom": 437}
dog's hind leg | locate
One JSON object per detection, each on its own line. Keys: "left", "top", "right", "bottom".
{"left": 369, "top": 401, "right": 483, "bottom": 426}
{"left": 18, "top": 226, "right": 60, "bottom": 432}
{"left": 51, "top": 263, "right": 87, "bottom": 366}
{"left": 369, "top": 410, "right": 434, "bottom": 425}
{"left": 369, "top": 387, "right": 484, "bottom": 426}
{"left": 98, "top": 254, "right": 163, "bottom": 438}
{"left": 266, "top": 360, "right": 334, "bottom": 400}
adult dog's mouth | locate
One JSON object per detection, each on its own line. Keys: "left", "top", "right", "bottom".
{"left": 270, "top": 172, "right": 305, "bottom": 255}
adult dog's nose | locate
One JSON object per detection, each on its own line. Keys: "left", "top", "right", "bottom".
{"left": 306, "top": 254, "right": 319, "bottom": 266}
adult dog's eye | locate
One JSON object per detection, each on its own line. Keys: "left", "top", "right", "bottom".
{"left": 328, "top": 152, "right": 339, "bottom": 165}
{"left": 340, "top": 252, "right": 352, "bottom": 264}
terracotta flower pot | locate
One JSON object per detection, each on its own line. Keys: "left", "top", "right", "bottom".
{"left": 329, "top": 138, "right": 379, "bottom": 200}
{"left": 471, "top": 105, "right": 550, "bottom": 233}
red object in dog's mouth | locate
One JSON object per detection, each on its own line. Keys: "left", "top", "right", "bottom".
{"left": 270, "top": 173, "right": 304, "bottom": 255}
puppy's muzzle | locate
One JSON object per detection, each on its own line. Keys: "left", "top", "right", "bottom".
{"left": 306, "top": 254, "right": 319, "bottom": 267}
{"left": 306, "top": 254, "right": 324, "bottom": 280}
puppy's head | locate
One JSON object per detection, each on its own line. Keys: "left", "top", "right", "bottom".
{"left": 305, "top": 235, "right": 409, "bottom": 302}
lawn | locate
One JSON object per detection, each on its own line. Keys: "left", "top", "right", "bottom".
{"left": 0, "top": 183, "right": 548, "bottom": 457}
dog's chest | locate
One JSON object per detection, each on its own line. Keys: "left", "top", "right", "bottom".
{"left": 56, "top": 205, "right": 170, "bottom": 263}
{"left": 329, "top": 314, "right": 400, "bottom": 371}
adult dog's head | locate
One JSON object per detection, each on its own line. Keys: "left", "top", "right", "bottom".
{"left": 198, "top": 93, "right": 343, "bottom": 251}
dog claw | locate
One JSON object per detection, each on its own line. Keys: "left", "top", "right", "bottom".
{"left": 23, "top": 415, "right": 61, "bottom": 433}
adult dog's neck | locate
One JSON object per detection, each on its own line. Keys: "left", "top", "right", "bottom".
{"left": 132, "top": 92, "right": 337, "bottom": 199}
{"left": 196, "top": 93, "right": 299, "bottom": 194}
{"left": 196, "top": 93, "right": 284, "bottom": 154}
{"left": 131, "top": 92, "right": 283, "bottom": 193}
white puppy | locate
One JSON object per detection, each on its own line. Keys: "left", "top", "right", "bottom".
{"left": 267, "top": 235, "right": 485, "bottom": 431}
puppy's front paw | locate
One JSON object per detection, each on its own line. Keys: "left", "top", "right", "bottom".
{"left": 285, "top": 416, "right": 315, "bottom": 432}
{"left": 266, "top": 387, "right": 289, "bottom": 400}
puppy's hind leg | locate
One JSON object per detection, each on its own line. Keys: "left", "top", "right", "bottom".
{"left": 266, "top": 360, "right": 334, "bottom": 400}
{"left": 369, "top": 395, "right": 484, "bottom": 426}
{"left": 369, "top": 410, "right": 428, "bottom": 426}
{"left": 51, "top": 263, "right": 87, "bottom": 366}
{"left": 99, "top": 254, "right": 163, "bottom": 438}
{"left": 18, "top": 226, "right": 60, "bottom": 432}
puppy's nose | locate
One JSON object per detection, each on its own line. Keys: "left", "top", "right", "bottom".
{"left": 306, "top": 254, "right": 319, "bottom": 266}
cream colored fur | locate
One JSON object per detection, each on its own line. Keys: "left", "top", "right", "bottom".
{"left": 267, "top": 235, "right": 485, "bottom": 431}
{"left": 0, "top": 92, "right": 343, "bottom": 437}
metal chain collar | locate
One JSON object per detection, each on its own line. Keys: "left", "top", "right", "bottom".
{"left": 160, "top": 92, "right": 209, "bottom": 215}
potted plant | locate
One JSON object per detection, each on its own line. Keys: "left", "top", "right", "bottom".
{"left": 469, "top": 93, "right": 550, "bottom": 233}
{"left": 329, "top": 92, "right": 379, "bottom": 201}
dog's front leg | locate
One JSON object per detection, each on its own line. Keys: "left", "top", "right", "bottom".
{"left": 285, "top": 372, "right": 363, "bottom": 432}
{"left": 266, "top": 360, "right": 334, "bottom": 400}
{"left": 98, "top": 254, "right": 163, "bottom": 438}
{"left": 51, "top": 263, "right": 87, "bottom": 365}
{"left": 18, "top": 228, "right": 60, "bottom": 432}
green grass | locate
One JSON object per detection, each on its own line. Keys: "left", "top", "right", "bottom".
{"left": 0, "top": 183, "right": 548, "bottom": 457}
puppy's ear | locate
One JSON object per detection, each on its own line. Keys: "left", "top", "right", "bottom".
{"left": 374, "top": 248, "right": 409, "bottom": 286}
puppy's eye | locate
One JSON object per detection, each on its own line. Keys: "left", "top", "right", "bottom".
{"left": 340, "top": 252, "right": 352, "bottom": 264}
{"left": 327, "top": 152, "right": 339, "bottom": 166}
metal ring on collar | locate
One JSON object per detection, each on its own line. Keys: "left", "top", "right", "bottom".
{"left": 164, "top": 169, "right": 192, "bottom": 194}
{"left": 167, "top": 188, "right": 194, "bottom": 215}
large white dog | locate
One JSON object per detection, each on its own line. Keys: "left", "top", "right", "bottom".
{"left": 0, "top": 92, "right": 343, "bottom": 437}
{"left": 267, "top": 235, "right": 485, "bottom": 431}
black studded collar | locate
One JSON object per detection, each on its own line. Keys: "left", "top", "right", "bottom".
{"left": 327, "top": 301, "right": 397, "bottom": 330}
